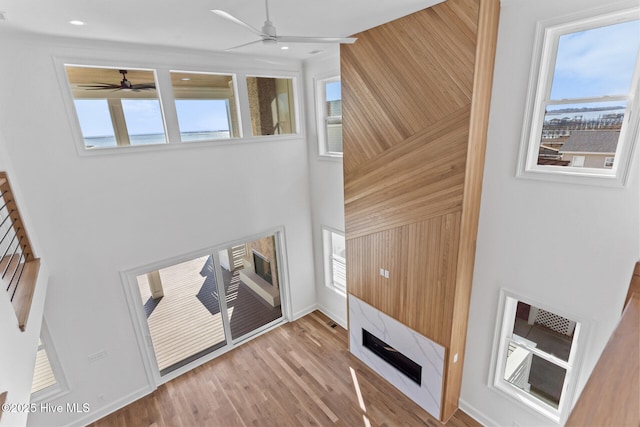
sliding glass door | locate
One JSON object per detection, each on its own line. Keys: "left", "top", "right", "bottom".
{"left": 136, "top": 255, "right": 228, "bottom": 376}
{"left": 134, "top": 232, "right": 285, "bottom": 378}
{"left": 218, "top": 235, "right": 283, "bottom": 341}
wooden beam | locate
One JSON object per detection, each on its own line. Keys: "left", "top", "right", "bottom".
{"left": 566, "top": 294, "right": 639, "bottom": 426}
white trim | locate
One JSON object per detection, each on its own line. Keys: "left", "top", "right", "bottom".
{"left": 488, "top": 289, "right": 591, "bottom": 424}
{"left": 315, "top": 75, "right": 344, "bottom": 158}
{"left": 321, "top": 225, "right": 347, "bottom": 296}
{"left": 52, "top": 55, "right": 305, "bottom": 158}
{"left": 458, "top": 398, "right": 499, "bottom": 427}
{"left": 29, "top": 319, "right": 70, "bottom": 404}
{"left": 516, "top": 4, "right": 640, "bottom": 187}
{"left": 62, "top": 386, "right": 151, "bottom": 427}
{"left": 316, "top": 304, "right": 347, "bottom": 329}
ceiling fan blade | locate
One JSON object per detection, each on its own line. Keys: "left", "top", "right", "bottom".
{"left": 131, "top": 83, "right": 157, "bottom": 90}
{"left": 224, "top": 39, "right": 264, "bottom": 51}
{"left": 78, "top": 84, "right": 121, "bottom": 90}
{"left": 211, "top": 10, "right": 266, "bottom": 37}
{"left": 277, "top": 35, "right": 357, "bottom": 44}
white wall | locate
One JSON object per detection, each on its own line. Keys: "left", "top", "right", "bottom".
{"left": 0, "top": 32, "right": 317, "bottom": 426}
{"left": 302, "top": 50, "right": 348, "bottom": 327}
{"left": 460, "top": 0, "right": 640, "bottom": 425}
{"left": 0, "top": 121, "right": 50, "bottom": 427}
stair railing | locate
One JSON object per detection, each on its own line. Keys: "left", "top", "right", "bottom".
{"left": 0, "top": 172, "right": 40, "bottom": 331}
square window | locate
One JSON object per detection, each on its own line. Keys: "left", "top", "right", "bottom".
{"left": 246, "top": 77, "right": 296, "bottom": 136}
{"left": 518, "top": 11, "right": 640, "bottom": 186}
{"left": 65, "top": 66, "right": 166, "bottom": 149}
{"left": 171, "top": 72, "right": 240, "bottom": 141}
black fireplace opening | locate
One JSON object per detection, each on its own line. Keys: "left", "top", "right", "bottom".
{"left": 362, "top": 329, "right": 422, "bottom": 386}
{"left": 253, "top": 251, "right": 273, "bottom": 285}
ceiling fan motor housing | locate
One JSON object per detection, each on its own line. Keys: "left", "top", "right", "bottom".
{"left": 261, "top": 20, "right": 277, "bottom": 41}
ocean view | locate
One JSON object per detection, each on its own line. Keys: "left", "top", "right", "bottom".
{"left": 85, "top": 131, "right": 232, "bottom": 148}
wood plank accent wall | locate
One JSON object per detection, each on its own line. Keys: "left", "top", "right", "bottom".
{"left": 341, "top": 0, "right": 499, "bottom": 421}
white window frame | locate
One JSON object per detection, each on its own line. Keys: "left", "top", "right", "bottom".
{"left": 488, "top": 290, "right": 589, "bottom": 424}
{"left": 316, "top": 76, "right": 343, "bottom": 158}
{"left": 53, "top": 56, "right": 302, "bottom": 157}
{"left": 322, "top": 226, "right": 346, "bottom": 295}
{"left": 30, "top": 319, "right": 68, "bottom": 403}
{"left": 517, "top": 5, "right": 640, "bottom": 187}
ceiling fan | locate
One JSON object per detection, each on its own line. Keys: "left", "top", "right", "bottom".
{"left": 211, "top": 0, "right": 357, "bottom": 50}
{"left": 79, "top": 70, "right": 156, "bottom": 91}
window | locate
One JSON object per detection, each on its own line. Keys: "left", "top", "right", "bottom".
{"left": 61, "top": 62, "right": 300, "bottom": 153}
{"left": 31, "top": 321, "right": 66, "bottom": 402}
{"left": 317, "top": 78, "right": 343, "bottom": 157}
{"left": 571, "top": 155, "right": 585, "bottom": 168}
{"left": 518, "top": 9, "right": 640, "bottom": 186}
{"left": 491, "top": 291, "right": 587, "bottom": 424}
{"left": 171, "top": 71, "right": 240, "bottom": 141}
{"left": 604, "top": 156, "right": 615, "bottom": 168}
{"left": 322, "top": 227, "right": 346, "bottom": 295}
{"left": 65, "top": 66, "right": 166, "bottom": 148}
{"left": 246, "top": 76, "right": 296, "bottom": 136}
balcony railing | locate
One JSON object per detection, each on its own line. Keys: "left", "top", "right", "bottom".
{"left": 0, "top": 172, "right": 40, "bottom": 331}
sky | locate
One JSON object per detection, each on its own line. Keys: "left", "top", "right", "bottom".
{"left": 75, "top": 98, "right": 230, "bottom": 138}
{"left": 550, "top": 19, "right": 640, "bottom": 100}
{"left": 76, "top": 80, "right": 342, "bottom": 138}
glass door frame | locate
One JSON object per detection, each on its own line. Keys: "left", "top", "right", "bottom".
{"left": 120, "top": 226, "right": 291, "bottom": 388}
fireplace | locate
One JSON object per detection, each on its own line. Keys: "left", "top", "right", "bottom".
{"left": 252, "top": 250, "right": 272, "bottom": 285}
{"left": 349, "top": 295, "right": 445, "bottom": 419}
{"left": 362, "top": 329, "right": 422, "bottom": 385}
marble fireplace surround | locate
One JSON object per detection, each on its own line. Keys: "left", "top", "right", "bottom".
{"left": 348, "top": 295, "right": 445, "bottom": 419}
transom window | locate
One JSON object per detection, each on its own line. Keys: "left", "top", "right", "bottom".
{"left": 518, "top": 9, "right": 640, "bottom": 186}
{"left": 171, "top": 71, "right": 239, "bottom": 142}
{"left": 62, "top": 64, "right": 298, "bottom": 152}
{"left": 246, "top": 76, "right": 296, "bottom": 136}
{"left": 66, "top": 66, "right": 166, "bottom": 148}
{"left": 322, "top": 227, "right": 346, "bottom": 295}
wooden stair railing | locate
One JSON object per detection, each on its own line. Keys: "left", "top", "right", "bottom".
{"left": 0, "top": 172, "right": 40, "bottom": 332}
{"left": 566, "top": 264, "right": 640, "bottom": 426}
{"left": 0, "top": 391, "right": 7, "bottom": 422}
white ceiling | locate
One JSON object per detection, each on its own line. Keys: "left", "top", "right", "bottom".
{"left": 0, "top": 0, "right": 444, "bottom": 59}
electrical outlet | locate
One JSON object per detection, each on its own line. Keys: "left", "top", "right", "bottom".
{"left": 379, "top": 268, "right": 385, "bottom": 277}
{"left": 453, "top": 353, "right": 458, "bottom": 363}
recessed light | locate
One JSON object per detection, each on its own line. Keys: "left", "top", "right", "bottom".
{"left": 280, "top": 46, "right": 289, "bottom": 50}
{"left": 69, "top": 20, "right": 86, "bottom": 26}
{"left": 181, "top": 78, "right": 191, "bottom": 81}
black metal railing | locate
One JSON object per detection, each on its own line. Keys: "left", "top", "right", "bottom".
{"left": 0, "top": 171, "right": 39, "bottom": 331}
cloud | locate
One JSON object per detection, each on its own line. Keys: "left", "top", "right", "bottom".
{"left": 550, "top": 19, "right": 640, "bottom": 99}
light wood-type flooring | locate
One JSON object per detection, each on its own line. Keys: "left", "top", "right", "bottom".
{"left": 90, "top": 311, "right": 480, "bottom": 427}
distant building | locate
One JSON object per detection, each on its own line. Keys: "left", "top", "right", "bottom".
{"left": 559, "top": 130, "right": 619, "bottom": 169}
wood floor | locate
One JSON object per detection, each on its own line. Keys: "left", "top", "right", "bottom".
{"left": 90, "top": 311, "right": 480, "bottom": 427}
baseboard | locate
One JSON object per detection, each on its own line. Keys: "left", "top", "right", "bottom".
{"left": 292, "top": 303, "right": 319, "bottom": 320}
{"left": 459, "top": 398, "right": 499, "bottom": 427}
{"left": 316, "top": 303, "right": 347, "bottom": 329}
{"left": 65, "top": 385, "right": 152, "bottom": 427}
